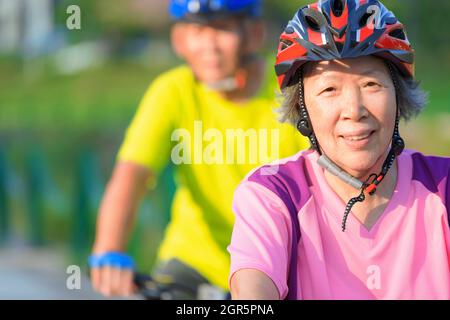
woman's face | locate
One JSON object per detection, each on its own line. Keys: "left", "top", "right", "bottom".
{"left": 303, "top": 56, "right": 397, "bottom": 178}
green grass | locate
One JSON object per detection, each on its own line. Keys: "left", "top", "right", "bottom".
{"left": 0, "top": 59, "right": 166, "bottom": 131}
{"left": 402, "top": 116, "right": 450, "bottom": 157}
{"left": 416, "top": 72, "right": 450, "bottom": 117}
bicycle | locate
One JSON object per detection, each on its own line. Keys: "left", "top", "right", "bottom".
{"left": 133, "top": 272, "right": 229, "bottom": 300}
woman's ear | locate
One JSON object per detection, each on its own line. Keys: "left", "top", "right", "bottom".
{"left": 242, "top": 20, "right": 266, "bottom": 54}
{"left": 171, "top": 23, "right": 186, "bottom": 59}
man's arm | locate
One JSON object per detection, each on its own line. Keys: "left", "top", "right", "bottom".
{"left": 91, "top": 161, "right": 153, "bottom": 296}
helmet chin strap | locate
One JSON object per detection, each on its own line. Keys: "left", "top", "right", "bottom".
{"left": 296, "top": 63, "right": 405, "bottom": 231}
{"left": 205, "top": 47, "right": 257, "bottom": 92}
{"left": 205, "top": 69, "right": 247, "bottom": 92}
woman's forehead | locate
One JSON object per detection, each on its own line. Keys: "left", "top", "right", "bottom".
{"left": 304, "top": 56, "right": 389, "bottom": 79}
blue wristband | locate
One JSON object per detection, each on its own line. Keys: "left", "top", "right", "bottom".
{"left": 88, "top": 252, "right": 135, "bottom": 270}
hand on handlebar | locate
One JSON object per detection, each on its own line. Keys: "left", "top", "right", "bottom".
{"left": 88, "top": 252, "right": 137, "bottom": 297}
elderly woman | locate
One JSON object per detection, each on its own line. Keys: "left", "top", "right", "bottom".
{"left": 228, "top": 0, "right": 450, "bottom": 300}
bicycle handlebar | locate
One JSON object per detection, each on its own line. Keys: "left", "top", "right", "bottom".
{"left": 133, "top": 272, "right": 197, "bottom": 300}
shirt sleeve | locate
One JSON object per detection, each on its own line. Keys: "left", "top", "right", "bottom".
{"left": 227, "top": 180, "right": 293, "bottom": 299}
{"left": 117, "top": 72, "right": 180, "bottom": 175}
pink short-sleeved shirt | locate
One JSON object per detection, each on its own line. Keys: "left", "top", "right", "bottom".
{"left": 228, "top": 149, "right": 450, "bottom": 299}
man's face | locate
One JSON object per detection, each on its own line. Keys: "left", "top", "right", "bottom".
{"left": 172, "top": 18, "right": 245, "bottom": 84}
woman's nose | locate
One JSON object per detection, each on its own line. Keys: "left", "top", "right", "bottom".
{"left": 340, "top": 88, "right": 369, "bottom": 121}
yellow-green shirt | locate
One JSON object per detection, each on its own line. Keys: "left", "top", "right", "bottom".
{"left": 118, "top": 64, "right": 308, "bottom": 290}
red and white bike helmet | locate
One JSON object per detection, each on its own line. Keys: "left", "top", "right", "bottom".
{"left": 275, "top": 0, "right": 414, "bottom": 90}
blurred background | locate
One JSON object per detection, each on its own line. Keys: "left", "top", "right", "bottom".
{"left": 0, "top": 0, "right": 448, "bottom": 299}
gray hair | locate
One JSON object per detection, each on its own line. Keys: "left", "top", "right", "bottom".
{"left": 276, "top": 62, "right": 428, "bottom": 127}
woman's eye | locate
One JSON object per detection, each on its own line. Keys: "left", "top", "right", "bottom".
{"left": 322, "top": 87, "right": 336, "bottom": 94}
{"left": 365, "top": 82, "right": 380, "bottom": 87}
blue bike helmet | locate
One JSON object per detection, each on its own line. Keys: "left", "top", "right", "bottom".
{"left": 169, "top": 0, "right": 262, "bottom": 21}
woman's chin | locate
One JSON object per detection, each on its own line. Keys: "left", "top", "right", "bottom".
{"left": 348, "top": 167, "right": 376, "bottom": 179}
{"left": 333, "top": 154, "right": 380, "bottom": 178}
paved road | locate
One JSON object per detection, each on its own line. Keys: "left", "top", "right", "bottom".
{"left": 0, "top": 246, "right": 106, "bottom": 299}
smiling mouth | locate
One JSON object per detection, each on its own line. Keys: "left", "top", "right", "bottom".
{"left": 339, "top": 130, "right": 376, "bottom": 145}
{"left": 342, "top": 131, "right": 374, "bottom": 141}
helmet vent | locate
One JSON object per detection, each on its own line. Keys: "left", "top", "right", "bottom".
{"left": 331, "top": 0, "right": 345, "bottom": 17}
{"left": 389, "top": 28, "right": 406, "bottom": 40}
{"left": 280, "top": 39, "right": 294, "bottom": 50}
{"left": 305, "top": 15, "right": 321, "bottom": 31}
